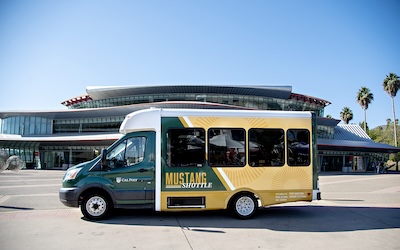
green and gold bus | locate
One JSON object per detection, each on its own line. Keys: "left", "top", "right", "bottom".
{"left": 59, "top": 108, "right": 320, "bottom": 220}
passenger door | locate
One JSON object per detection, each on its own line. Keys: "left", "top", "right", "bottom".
{"left": 102, "top": 132, "right": 155, "bottom": 205}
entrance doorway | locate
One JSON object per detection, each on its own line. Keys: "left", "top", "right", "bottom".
{"left": 322, "top": 156, "right": 343, "bottom": 171}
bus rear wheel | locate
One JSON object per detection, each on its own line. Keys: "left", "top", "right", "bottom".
{"left": 231, "top": 193, "right": 257, "bottom": 219}
{"left": 81, "top": 193, "right": 111, "bottom": 220}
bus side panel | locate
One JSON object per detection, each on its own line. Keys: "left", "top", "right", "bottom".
{"left": 190, "top": 115, "right": 313, "bottom": 201}
{"left": 160, "top": 115, "right": 314, "bottom": 211}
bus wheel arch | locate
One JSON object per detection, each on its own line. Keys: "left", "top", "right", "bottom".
{"left": 79, "top": 188, "right": 113, "bottom": 220}
{"left": 228, "top": 191, "right": 258, "bottom": 219}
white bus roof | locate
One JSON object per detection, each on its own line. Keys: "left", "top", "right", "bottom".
{"left": 157, "top": 108, "right": 312, "bottom": 118}
{"left": 120, "top": 108, "right": 312, "bottom": 134}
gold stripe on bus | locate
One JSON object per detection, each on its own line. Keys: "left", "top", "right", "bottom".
{"left": 178, "top": 117, "right": 189, "bottom": 128}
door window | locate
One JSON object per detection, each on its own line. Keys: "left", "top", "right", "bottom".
{"left": 106, "top": 137, "right": 147, "bottom": 168}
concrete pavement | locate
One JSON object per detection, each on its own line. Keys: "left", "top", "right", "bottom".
{"left": 0, "top": 170, "right": 399, "bottom": 250}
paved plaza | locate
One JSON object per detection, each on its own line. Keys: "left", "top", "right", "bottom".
{"left": 0, "top": 170, "right": 399, "bottom": 249}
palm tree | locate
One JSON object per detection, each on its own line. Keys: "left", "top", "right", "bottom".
{"left": 386, "top": 118, "right": 392, "bottom": 126}
{"left": 340, "top": 107, "right": 353, "bottom": 124}
{"left": 356, "top": 86, "right": 374, "bottom": 132}
{"left": 382, "top": 72, "right": 400, "bottom": 147}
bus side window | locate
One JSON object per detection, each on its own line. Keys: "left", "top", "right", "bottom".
{"left": 287, "top": 129, "right": 310, "bottom": 166}
{"left": 249, "top": 128, "right": 284, "bottom": 167}
{"left": 208, "top": 128, "right": 245, "bottom": 167}
{"left": 167, "top": 128, "right": 205, "bottom": 167}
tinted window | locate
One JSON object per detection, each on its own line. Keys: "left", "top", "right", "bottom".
{"left": 208, "top": 128, "right": 245, "bottom": 167}
{"left": 287, "top": 129, "right": 310, "bottom": 166}
{"left": 249, "top": 129, "right": 284, "bottom": 167}
{"left": 105, "top": 137, "right": 147, "bottom": 168}
{"left": 167, "top": 128, "right": 205, "bottom": 167}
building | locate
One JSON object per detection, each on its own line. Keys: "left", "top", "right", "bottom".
{"left": 1, "top": 84, "right": 399, "bottom": 171}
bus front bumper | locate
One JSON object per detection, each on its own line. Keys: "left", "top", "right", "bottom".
{"left": 59, "top": 187, "right": 80, "bottom": 207}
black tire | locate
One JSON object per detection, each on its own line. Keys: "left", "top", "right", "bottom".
{"left": 81, "top": 193, "right": 112, "bottom": 220}
{"left": 231, "top": 193, "right": 258, "bottom": 219}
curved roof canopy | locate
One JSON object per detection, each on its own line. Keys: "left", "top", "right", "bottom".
{"left": 60, "top": 84, "right": 331, "bottom": 107}
{"left": 85, "top": 84, "right": 293, "bottom": 100}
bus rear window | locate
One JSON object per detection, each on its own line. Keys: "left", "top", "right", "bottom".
{"left": 287, "top": 129, "right": 310, "bottom": 166}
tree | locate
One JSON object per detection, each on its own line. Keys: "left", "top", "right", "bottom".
{"left": 356, "top": 86, "right": 374, "bottom": 132}
{"left": 340, "top": 107, "right": 353, "bottom": 124}
{"left": 386, "top": 118, "right": 392, "bottom": 128}
{"left": 369, "top": 119, "right": 400, "bottom": 170}
{"left": 370, "top": 119, "right": 400, "bottom": 144}
{"left": 382, "top": 72, "right": 400, "bottom": 147}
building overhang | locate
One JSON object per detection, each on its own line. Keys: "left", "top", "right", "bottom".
{"left": 0, "top": 101, "right": 253, "bottom": 120}
{"left": 0, "top": 133, "right": 122, "bottom": 147}
{"left": 318, "top": 139, "right": 400, "bottom": 153}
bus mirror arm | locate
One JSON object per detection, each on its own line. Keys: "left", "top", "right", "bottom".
{"left": 101, "top": 149, "right": 108, "bottom": 169}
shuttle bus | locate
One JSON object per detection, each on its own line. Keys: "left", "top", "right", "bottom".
{"left": 59, "top": 108, "right": 320, "bottom": 220}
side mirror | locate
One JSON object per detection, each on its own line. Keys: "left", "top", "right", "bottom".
{"left": 101, "top": 148, "right": 108, "bottom": 168}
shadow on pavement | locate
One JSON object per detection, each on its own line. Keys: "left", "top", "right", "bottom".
{"left": 88, "top": 205, "right": 400, "bottom": 233}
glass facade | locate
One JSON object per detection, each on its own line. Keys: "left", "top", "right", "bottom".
{"left": 317, "top": 125, "right": 335, "bottom": 139}
{"left": 40, "top": 146, "right": 105, "bottom": 169}
{"left": 1, "top": 116, "right": 52, "bottom": 135}
{"left": 0, "top": 115, "right": 122, "bottom": 169}
{"left": 1, "top": 143, "right": 38, "bottom": 169}
{"left": 1, "top": 116, "right": 125, "bottom": 135}
{"left": 69, "top": 93, "right": 325, "bottom": 117}
{"left": 0, "top": 144, "right": 109, "bottom": 170}
{"left": 53, "top": 116, "right": 124, "bottom": 134}
{"left": 318, "top": 151, "right": 387, "bottom": 172}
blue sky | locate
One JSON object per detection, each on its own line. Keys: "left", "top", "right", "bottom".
{"left": 0, "top": 0, "right": 399, "bottom": 129}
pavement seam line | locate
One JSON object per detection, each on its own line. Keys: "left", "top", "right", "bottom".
{"left": 0, "top": 195, "right": 12, "bottom": 204}
{"left": 175, "top": 215, "right": 194, "bottom": 250}
{"left": 0, "top": 184, "right": 61, "bottom": 189}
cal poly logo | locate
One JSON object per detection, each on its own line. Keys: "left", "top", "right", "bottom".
{"left": 115, "top": 177, "right": 138, "bottom": 183}
{"left": 116, "top": 177, "right": 122, "bottom": 183}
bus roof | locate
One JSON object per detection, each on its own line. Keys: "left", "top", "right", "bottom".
{"left": 157, "top": 108, "right": 312, "bottom": 118}
{"left": 120, "top": 108, "right": 312, "bottom": 134}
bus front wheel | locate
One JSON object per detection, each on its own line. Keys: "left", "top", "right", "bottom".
{"left": 231, "top": 193, "right": 257, "bottom": 219}
{"left": 81, "top": 192, "right": 111, "bottom": 220}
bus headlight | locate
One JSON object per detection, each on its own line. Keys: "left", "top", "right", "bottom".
{"left": 64, "top": 168, "right": 81, "bottom": 181}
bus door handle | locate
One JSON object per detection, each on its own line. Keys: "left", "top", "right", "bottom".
{"left": 138, "top": 168, "right": 148, "bottom": 172}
